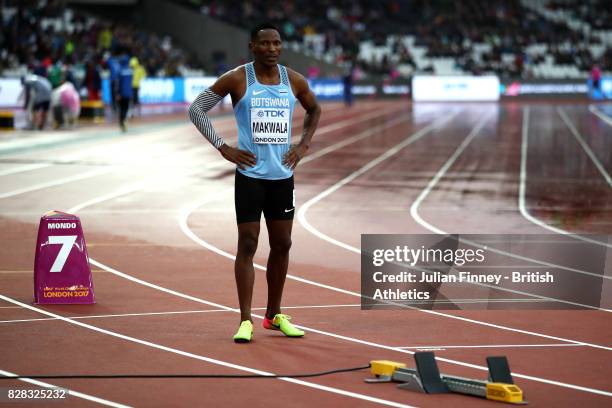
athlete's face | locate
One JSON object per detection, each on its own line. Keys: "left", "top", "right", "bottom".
{"left": 250, "top": 29, "right": 282, "bottom": 67}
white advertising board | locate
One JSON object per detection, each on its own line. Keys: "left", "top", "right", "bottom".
{"left": 0, "top": 79, "right": 24, "bottom": 107}
{"left": 412, "top": 76, "right": 500, "bottom": 101}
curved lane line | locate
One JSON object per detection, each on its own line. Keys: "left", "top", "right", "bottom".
{"left": 0, "top": 295, "right": 415, "bottom": 408}
{"left": 520, "top": 106, "right": 612, "bottom": 248}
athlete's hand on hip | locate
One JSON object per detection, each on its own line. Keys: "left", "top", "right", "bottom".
{"left": 283, "top": 144, "right": 308, "bottom": 170}
{"left": 219, "top": 144, "right": 256, "bottom": 170}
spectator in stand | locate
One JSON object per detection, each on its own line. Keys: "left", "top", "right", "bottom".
{"left": 130, "top": 56, "right": 146, "bottom": 116}
{"left": 116, "top": 55, "right": 133, "bottom": 132}
{"left": 591, "top": 64, "right": 601, "bottom": 92}
{"left": 21, "top": 74, "right": 52, "bottom": 130}
{"left": 48, "top": 61, "right": 63, "bottom": 88}
{"left": 84, "top": 58, "right": 102, "bottom": 101}
{"left": 98, "top": 24, "right": 113, "bottom": 50}
{"left": 342, "top": 61, "right": 354, "bottom": 107}
{"left": 307, "top": 64, "right": 320, "bottom": 79}
{"left": 51, "top": 78, "right": 80, "bottom": 129}
{"left": 106, "top": 51, "right": 120, "bottom": 111}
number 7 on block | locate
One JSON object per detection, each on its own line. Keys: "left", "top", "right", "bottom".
{"left": 49, "top": 235, "right": 77, "bottom": 272}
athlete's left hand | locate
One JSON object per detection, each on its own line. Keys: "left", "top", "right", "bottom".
{"left": 283, "top": 144, "right": 308, "bottom": 170}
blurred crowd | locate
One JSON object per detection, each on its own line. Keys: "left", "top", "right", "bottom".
{"left": 2, "top": 0, "right": 611, "bottom": 88}
{"left": 548, "top": 0, "right": 612, "bottom": 31}
{"left": 0, "top": 0, "right": 203, "bottom": 100}
{"left": 413, "top": 0, "right": 611, "bottom": 76}
{"left": 182, "top": 0, "right": 612, "bottom": 79}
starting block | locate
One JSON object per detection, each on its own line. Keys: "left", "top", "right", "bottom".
{"left": 33, "top": 210, "right": 95, "bottom": 304}
{"left": 366, "top": 352, "right": 526, "bottom": 404}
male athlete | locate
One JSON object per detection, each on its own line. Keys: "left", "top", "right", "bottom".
{"left": 188, "top": 23, "right": 321, "bottom": 343}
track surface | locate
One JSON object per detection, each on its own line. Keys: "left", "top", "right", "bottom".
{"left": 0, "top": 100, "right": 611, "bottom": 407}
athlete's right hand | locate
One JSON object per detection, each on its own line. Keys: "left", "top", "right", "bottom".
{"left": 219, "top": 144, "right": 256, "bottom": 169}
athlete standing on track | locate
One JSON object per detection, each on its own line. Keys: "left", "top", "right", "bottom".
{"left": 188, "top": 23, "right": 321, "bottom": 343}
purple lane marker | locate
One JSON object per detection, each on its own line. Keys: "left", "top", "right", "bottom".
{"left": 34, "top": 210, "right": 95, "bottom": 304}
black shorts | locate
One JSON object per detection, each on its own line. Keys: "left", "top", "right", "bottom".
{"left": 33, "top": 101, "right": 50, "bottom": 112}
{"left": 235, "top": 170, "right": 295, "bottom": 224}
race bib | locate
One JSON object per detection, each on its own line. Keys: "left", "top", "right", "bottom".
{"left": 251, "top": 108, "right": 289, "bottom": 144}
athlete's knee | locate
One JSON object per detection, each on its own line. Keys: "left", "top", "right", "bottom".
{"left": 238, "top": 233, "right": 259, "bottom": 258}
{"left": 270, "top": 236, "right": 292, "bottom": 254}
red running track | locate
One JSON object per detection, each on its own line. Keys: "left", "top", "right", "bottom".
{"left": 0, "top": 100, "right": 611, "bottom": 407}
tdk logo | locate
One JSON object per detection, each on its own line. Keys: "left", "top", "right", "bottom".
{"left": 258, "top": 110, "right": 285, "bottom": 118}
{"left": 48, "top": 222, "right": 77, "bottom": 229}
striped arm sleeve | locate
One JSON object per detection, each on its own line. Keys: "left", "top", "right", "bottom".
{"left": 188, "top": 88, "right": 225, "bottom": 149}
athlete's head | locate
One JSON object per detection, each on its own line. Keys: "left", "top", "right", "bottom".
{"left": 250, "top": 23, "right": 282, "bottom": 67}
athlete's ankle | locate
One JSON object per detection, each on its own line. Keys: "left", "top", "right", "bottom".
{"left": 265, "top": 310, "right": 280, "bottom": 320}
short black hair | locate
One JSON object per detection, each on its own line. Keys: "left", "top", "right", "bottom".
{"left": 250, "top": 23, "right": 280, "bottom": 41}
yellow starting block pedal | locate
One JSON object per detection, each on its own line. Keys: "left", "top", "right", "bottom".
{"left": 486, "top": 383, "right": 524, "bottom": 404}
{"left": 370, "top": 360, "right": 406, "bottom": 378}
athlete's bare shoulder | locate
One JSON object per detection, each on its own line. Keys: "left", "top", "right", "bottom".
{"left": 210, "top": 65, "right": 247, "bottom": 104}
{"left": 285, "top": 67, "right": 309, "bottom": 97}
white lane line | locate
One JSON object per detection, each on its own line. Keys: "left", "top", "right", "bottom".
{"left": 0, "top": 304, "right": 361, "bottom": 324}
{"left": 298, "top": 111, "right": 461, "bottom": 254}
{"left": 68, "top": 258, "right": 612, "bottom": 397}
{"left": 0, "top": 163, "right": 49, "bottom": 176}
{"left": 24, "top": 107, "right": 611, "bottom": 397}
{"left": 0, "top": 103, "right": 357, "bottom": 177}
{"left": 520, "top": 107, "right": 612, "bottom": 249}
{"left": 0, "top": 295, "right": 415, "bottom": 408}
{"left": 0, "top": 167, "right": 113, "bottom": 199}
{"left": 0, "top": 114, "right": 243, "bottom": 177}
{"left": 0, "top": 105, "right": 353, "bottom": 185}
{"left": 409, "top": 113, "right": 490, "bottom": 235}
{"left": 296, "top": 110, "right": 608, "bottom": 308}
{"left": 176, "top": 125, "right": 612, "bottom": 396}
{"left": 289, "top": 110, "right": 612, "bottom": 332}
{"left": 177, "top": 111, "right": 426, "bottom": 299}
{"left": 11, "top": 110, "right": 419, "bottom": 407}
{"left": 66, "top": 161, "right": 227, "bottom": 214}
{"left": 408, "top": 110, "right": 612, "bottom": 282}
{"left": 397, "top": 343, "right": 586, "bottom": 350}
{"left": 68, "top": 181, "right": 152, "bottom": 214}
{"left": 0, "top": 368, "right": 131, "bottom": 407}
{"left": 66, "top": 107, "right": 400, "bottom": 216}
{"left": 405, "top": 114, "right": 610, "bottom": 308}
{"left": 558, "top": 107, "right": 612, "bottom": 187}
{"left": 589, "top": 104, "right": 612, "bottom": 127}
{"left": 0, "top": 142, "right": 221, "bottom": 202}
{"left": 0, "top": 309, "right": 233, "bottom": 324}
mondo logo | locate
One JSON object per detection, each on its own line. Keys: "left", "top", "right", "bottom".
{"left": 48, "top": 222, "right": 77, "bottom": 230}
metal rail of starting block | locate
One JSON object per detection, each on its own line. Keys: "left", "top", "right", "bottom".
{"left": 365, "top": 352, "right": 527, "bottom": 405}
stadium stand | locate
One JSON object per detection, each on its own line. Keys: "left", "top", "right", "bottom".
{"left": 0, "top": 0, "right": 205, "bottom": 92}
{"left": 178, "top": 0, "right": 611, "bottom": 79}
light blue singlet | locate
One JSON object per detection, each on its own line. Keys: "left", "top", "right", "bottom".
{"left": 234, "top": 62, "right": 296, "bottom": 180}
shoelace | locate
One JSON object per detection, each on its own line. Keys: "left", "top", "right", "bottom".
{"left": 274, "top": 314, "right": 292, "bottom": 322}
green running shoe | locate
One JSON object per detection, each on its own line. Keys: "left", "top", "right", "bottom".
{"left": 263, "top": 314, "right": 305, "bottom": 337}
{"left": 233, "top": 320, "right": 253, "bottom": 343}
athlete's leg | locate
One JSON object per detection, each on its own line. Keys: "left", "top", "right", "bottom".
{"left": 264, "top": 218, "right": 292, "bottom": 319}
{"left": 235, "top": 222, "right": 260, "bottom": 322}
{"left": 262, "top": 175, "right": 295, "bottom": 319}
{"left": 234, "top": 171, "right": 265, "bottom": 323}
